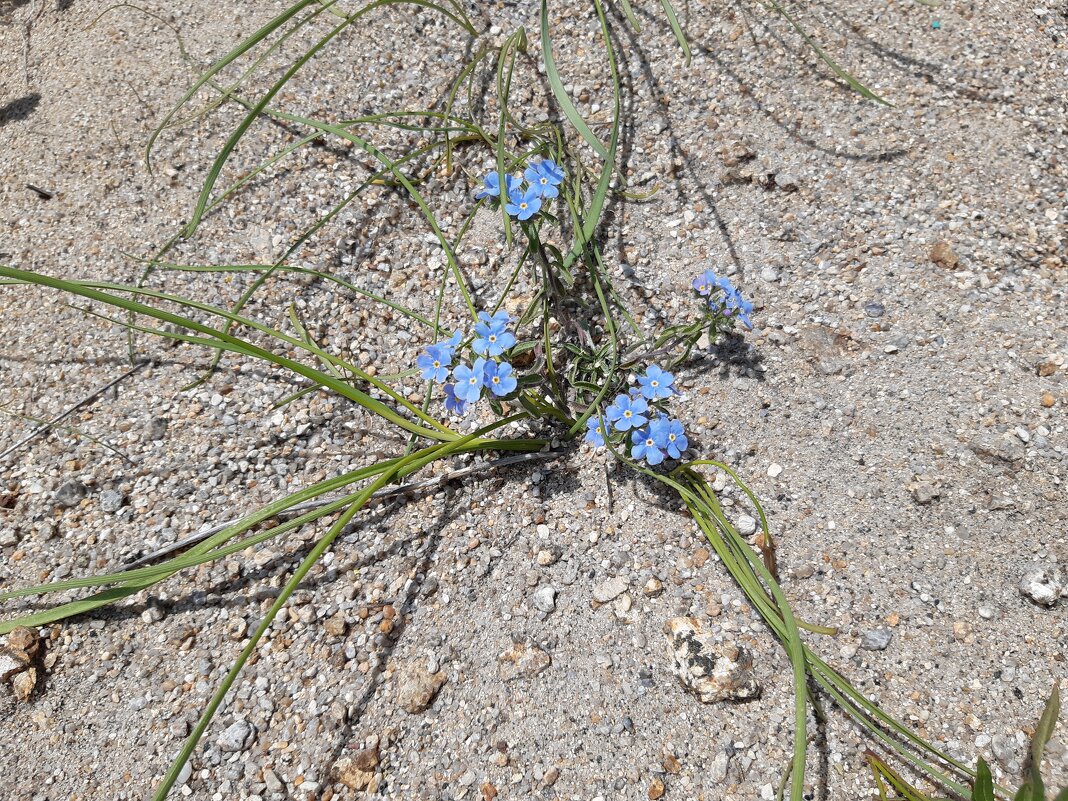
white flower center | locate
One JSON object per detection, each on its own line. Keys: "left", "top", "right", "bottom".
{"left": 469, "top": 376, "right": 478, "bottom": 385}
{"left": 669, "top": 433, "right": 676, "bottom": 442}
{"left": 519, "top": 202, "right": 528, "bottom": 210}
{"left": 646, "top": 439, "right": 655, "bottom": 447}
{"left": 651, "top": 380, "right": 659, "bottom": 387}
{"left": 488, "top": 334, "right": 496, "bottom": 342}
{"left": 623, "top": 410, "right": 631, "bottom": 418}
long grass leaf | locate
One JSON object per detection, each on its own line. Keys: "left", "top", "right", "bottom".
{"left": 144, "top": 0, "right": 321, "bottom": 170}
{"left": 539, "top": 0, "right": 608, "bottom": 159}
{"left": 562, "top": 0, "right": 620, "bottom": 270}
{"left": 760, "top": 0, "right": 889, "bottom": 104}
{"left": 0, "top": 266, "right": 454, "bottom": 442}
{"left": 658, "top": 0, "right": 692, "bottom": 63}
{"left": 973, "top": 759, "right": 995, "bottom": 801}
{"left": 184, "top": 0, "right": 476, "bottom": 238}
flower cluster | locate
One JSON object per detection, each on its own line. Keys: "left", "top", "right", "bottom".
{"left": 417, "top": 312, "right": 519, "bottom": 415}
{"left": 475, "top": 159, "right": 565, "bottom": 221}
{"left": 584, "top": 365, "right": 689, "bottom": 466}
{"left": 692, "top": 270, "right": 753, "bottom": 329}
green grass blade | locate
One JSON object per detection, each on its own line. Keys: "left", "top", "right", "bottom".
{"left": 144, "top": 0, "right": 321, "bottom": 171}
{"left": 562, "top": 0, "right": 620, "bottom": 270}
{"left": 183, "top": 0, "right": 476, "bottom": 239}
{"left": 973, "top": 759, "right": 995, "bottom": 801}
{"left": 760, "top": 0, "right": 889, "bottom": 104}
{"left": 156, "top": 263, "right": 436, "bottom": 329}
{"left": 687, "top": 473, "right": 808, "bottom": 801}
{"left": 152, "top": 418, "right": 535, "bottom": 799}
{"left": 0, "top": 460, "right": 396, "bottom": 606}
{"left": 65, "top": 277, "right": 451, "bottom": 435}
{"left": 658, "top": 0, "right": 692, "bottom": 63}
{"left": 866, "top": 752, "right": 936, "bottom": 801}
{"left": 0, "top": 266, "right": 455, "bottom": 442}
{"left": 495, "top": 28, "right": 527, "bottom": 245}
{"left": 540, "top": 0, "right": 608, "bottom": 159}
{"left": 154, "top": 487, "right": 379, "bottom": 800}
{"left": 617, "top": 0, "right": 641, "bottom": 31}
{"left": 1020, "top": 685, "right": 1060, "bottom": 801}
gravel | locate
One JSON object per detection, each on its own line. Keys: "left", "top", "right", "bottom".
{"left": 532, "top": 585, "right": 557, "bottom": 613}
{"left": 0, "top": 1, "right": 1066, "bottom": 800}
{"left": 861, "top": 629, "right": 894, "bottom": 651}
{"left": 592, "top": 576, "right": 630, "bottom": 604}
{"left": 217, "top": 720, "right": 256, "bottom": 753}
{"left": 1018, "top": 566, "right": 1064, "bottom": 607}
{"left": 52, "top": 480, "right": 87, "bottom": 508}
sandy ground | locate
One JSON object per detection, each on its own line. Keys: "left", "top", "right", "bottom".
{"left": 1, "top": 1, "right": 1066, "bottom": 800}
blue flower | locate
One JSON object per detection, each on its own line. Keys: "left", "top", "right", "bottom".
{"left": 692, "top": 270, "right": 718, "bottom": 296}
{"left": 483, "top": 360, "right": 517, "bottom": 396}
{"left": 650, "top": 415, "right": 688, "bottom": 459}
{"left": 724, "top": 288, "right": 754, "bottom": 329}
{"left": 416, "top": 342, "right": 453, "bottom": 383}
{"left": 442, "top": 330, "right": 462, "bottom": 355}
{"left": 453, "top": 358, "right": 486, "bottom": 403}
{"left": 472, "top": 311, "right": 516, "bottom": 357}
{"left": 506, "top": 186, "right": 542, "bottom": 221}
{"left": 475, "top": 171, "right": 519, "bottom": 200}
{"left": 605, "top": 393, "right": 648, "bottom": 432}
{"left": 443, "top": 383, "right": 467, "bottom": 415}
{"left": 631, "top": 428, "right": 665, "bottom": 466}
{"left": 637, "top": 364, "right": 677, "bottom": 400}
{"left": 584, "top": 416, "right": 606, "bottom": 448}
{"left": 524, "top": 159, "right": 564, "bottom": 199}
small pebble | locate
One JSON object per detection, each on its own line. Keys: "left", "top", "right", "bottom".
{"left": 532, "top": 586, "right": 557, "bottom": 613}
{"left": 861, "top": 629, "right": 893, "bottom": 651}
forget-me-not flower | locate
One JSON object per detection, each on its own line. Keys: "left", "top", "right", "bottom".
{"left": 483, "top": 360, "right": 517, "bottom": 396}
{"left": 475, "top": 171, "right": 519, "bottom": 200}
{"left": 650, "top": 415, "right": 688, "bottom": 459}
{"left": 631, "top": 428, "right": 665, "bottom": 465}
{"left": 480, "top": 309, "right": 511, "bottom": 328}
{"left": 525, "top": 159, "right": 564, "bottom": 199}
{"left": 692, "top": 270, "right": 719, "bottom": 296}
{"left": 606, "top": 393, "right": 648, "bottom": 432}
{"left": 506, "top": 186, "right": 542, "bottom": 221}
{"left": 442, "top": 330, "right": 462, "bottom": 354}
{"left": 711, "top": 274, "right": 737, "bottom": 301}
{"left": 417, "top": 342, "right": 453, "bottom": 383}
{"left": 443, "top": 383, "right": 467, "bottom": 415}
{"left": 584, "top": 416, "right": 607, "bottom": 448}
{"left": 453, "top": 358, "right": 487, "bottom": 404}
{"left": 637, "top": 365, "right": 677, "bottom": 400}
{"left": 473, "top": 311, "right": 516, "bottom": 357}
{"left": 725, "top": 289, "right": 754, "bottom": 329}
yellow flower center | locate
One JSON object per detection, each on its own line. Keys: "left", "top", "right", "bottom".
{"left": 433, "top": 360, "right": 440, "bottom": 368}
{"left": 623, "top": 410, "right": 632, "bottom": 418}
{"left": 493, "top": 376, "right": 500, "bottom": 384}
{"left": 519, "top": 202, "right": 528, "bottom": 210}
